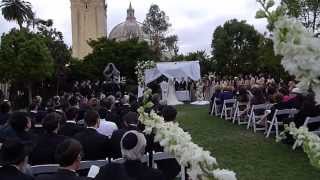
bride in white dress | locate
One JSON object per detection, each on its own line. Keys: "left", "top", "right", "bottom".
{"left": 166, "top": 78, "right": 183, "bottom": 106}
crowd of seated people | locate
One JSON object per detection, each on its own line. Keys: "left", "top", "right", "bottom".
{"left": 0, "top": 89, "right": 182, "bottom": 180}
{"left": 209, "top": 74, "right": 320, "bottom": 133}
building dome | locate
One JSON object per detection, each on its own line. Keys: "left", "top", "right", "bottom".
{"left": 109, "top": 3, "right": 150, "bottom": 42}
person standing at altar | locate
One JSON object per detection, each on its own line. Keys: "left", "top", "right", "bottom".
{"left": 180, "top": 77, "right": 187, "bottom": 91}
{"left": 174, "top": 78, "right": 179, "bottom": 91}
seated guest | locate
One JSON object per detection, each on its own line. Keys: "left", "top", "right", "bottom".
{"left": 294, "top": 93, "right": 320, "bottom": 130}
{"left": 218, "top": 86, "right": 234, "bottom": 106}
{"left": 97, "top": 106, "right": 118, "bottom": 138}
{"left": 110, "top": 112, "right": 139, "bottom": 159}
{"left": 36, "top": 139, "right": 88, "bottom": 180}
{"left": 59, "top": 107, "right": 84, "bottom": 137}
{"left": 30, "top": 113, "right": 66, "bottom": 165}
{"left": 119, "top": 95, "right": 131, "bottom": 118}
{"left": 95, "top": 130, "right": 165, "bottom": 180}
{"left": 74, "top": 110, "right": 110, "bottom": 160}
{"left": 0, "top": 100, "right": 11, "bottom": 126}
{"left": 155, "top": 106, "right": 181, "bottom": 180}
{"left": 0, "top": 112, "right": 34, "bottom": 146}
{"left": 0, "top": 139, "right": 34, "bottom": 180}
{"left": 99, "top": 96, "right": 120, "bottom": 127}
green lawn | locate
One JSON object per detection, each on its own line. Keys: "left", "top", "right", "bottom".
{"left": 175, "top": 105, "right": 320, "bottom": 180}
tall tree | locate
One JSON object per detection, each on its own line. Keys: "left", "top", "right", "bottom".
{"left": 143, "top": 4, "right": 171, "bottom": 60}
{"left": 211, "top": 19, "right": 261, "bottom": 75}
{"left": 0, "top": 29, "right": 54, "bottom": 104}
{"left": 35, "top": 19, "right": 72, "bottom": 94}
{"left": 282, "top": 0, "right": 320, "bottom": 35}
{"left": 0, "top": 0, "right": 34, "bottom": 29}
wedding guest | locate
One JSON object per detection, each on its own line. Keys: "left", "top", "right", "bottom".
{"left": 180, "top": 77, "right": 187, "bottom": 90}
{"left": 74, "top": 110, "right": 110, "bottom": 160}
{"left": 95, "top": 130, "right": 165, "bottom": 180}
{"left": 0, "top": 139, "right": 33, "bottom": 180}
{"left": 0, "top": 112, "right": 34, "bottom": 146}
{"left": 110, "top": 112, "right": 139, "bottom": 159}
{"left": 30, "top": 113, "right": 66, "bottom": 165}
{"left": 97, "top": 106, "right": 118, "bottom": 138}
{"left": 35, "top": 139, "right": 88, "bottom": 180}
{"left": 59, "top": 107, "right": 84, "bottom": 137}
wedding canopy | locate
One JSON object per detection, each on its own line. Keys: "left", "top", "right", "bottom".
{"left": 145, "top": 61, "right": 201, "bottom": 84}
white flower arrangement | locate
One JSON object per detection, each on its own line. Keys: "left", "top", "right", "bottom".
{"left": 135, "top": 60, "right": 156, "bottom": 85}
{"left": 278, "top": 123, "right": 320, "bottom": 170}
{"left": 138, "top": 89, "right": 237, "bottom": 180}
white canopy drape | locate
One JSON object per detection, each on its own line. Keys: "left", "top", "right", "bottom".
{"left": 145, "top": 61, "right": 201, "bottom": 84}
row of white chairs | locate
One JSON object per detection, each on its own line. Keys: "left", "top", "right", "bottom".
{"left": 31, "top": 152, "right": 185, "bottom": 179}
{"left": 211, "top": 98, "right": 302, "bottom": 138}
{"left": 210, "top": 98, "right": 320, "bottom": 145}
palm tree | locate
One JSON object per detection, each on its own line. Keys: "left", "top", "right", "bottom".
{"left": 0, "top": 0, "right": 34, "bottom": 29}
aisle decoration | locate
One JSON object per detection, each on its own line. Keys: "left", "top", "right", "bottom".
{"left": 138, "top": 88, "right": 237, "bottom": 180}
{"left": 256, "top": 0, "right": 320, "bottom": 103}
{"left": 135, "top": 60, "right": 156, "bottom": 85}
{"left": 278, "top": 123, "right": 320, "bottom": 170}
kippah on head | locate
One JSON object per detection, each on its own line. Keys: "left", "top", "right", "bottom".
{"left": 121, "top": 132, "right": 138, "bottom": 150}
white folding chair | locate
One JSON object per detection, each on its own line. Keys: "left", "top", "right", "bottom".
{"left": 152, "top": 152, "right": 185, "bottom": 180}
{"left": 210, "top": 97, "right": 221, "bottom": 116}
{"left": 80, "top": 160, "right": 109, "bottom": 170}
{"left": 220, "top": 99, "right": 237, "bottom": 120}
{"left": 266, "top": 109, "right": 298, "bottom": 138}
{"left": 293, "top": 116, "right": 320, "bottom": 150}
{"left": 246, "top": 104, "right": 270, "bottom": 132}
{"left": 232, "top": 101, "right": 249, "bottom": 125}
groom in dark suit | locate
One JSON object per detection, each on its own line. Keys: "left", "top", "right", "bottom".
{"left": 180, "top": 77, "right": 187, "bottom": 91}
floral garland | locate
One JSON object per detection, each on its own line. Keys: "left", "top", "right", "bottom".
{"left": 256, "top": 0, "right": 320, "bottom": 103}
{"left": 135, "top": 60, "right": 156, "bottom": 85}
{"left": 278, "top": 123, "right": 320, "bottom": 170}
{"left": 138, "top": 88, "right": 237, "bottom": 180}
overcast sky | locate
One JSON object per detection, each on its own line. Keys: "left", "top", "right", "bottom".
{"left": 0, "top": 0, "right": 272, "bottom": 54}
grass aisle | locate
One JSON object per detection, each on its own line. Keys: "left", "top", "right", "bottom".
{"left": 176, "top": 105, "right": 320, "bottom": 180}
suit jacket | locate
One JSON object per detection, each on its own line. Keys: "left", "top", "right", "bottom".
{"left": 74, "top": 128, "right": 110, "bottom": 160}
{"left": 0, "top": 165, "right": 34, "bottom": 180}
{"left": 95, "top": 160, "right": 165, "bottom": 180}
{"left": 180, "top": 81, "right": 187, "bottom": 90}
{"left": 30, "top": 133, "right": 67, "bottom": 165}
{"left": 35, "top": 169, "right": 88, "bottom": 180}
{"left": 59, "top": 122, "right": 85, "bottom": 137}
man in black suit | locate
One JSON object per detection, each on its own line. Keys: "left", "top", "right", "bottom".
{"left": 96, "top": 130, "right": 165, "bottom": 180}
{"left": 59, "top": 108, "right": 84, "bottom": 137}
{"left": 74, "top": 110, "right": 110, "bottom": 160}
{"left": 110, "top": 112, "right": 139, "bottom": 159}
{"left": 174, "top": 78, "right": 180, "bottom": 91}
{"left": 180, "top": 77, "right": 187, "bottom": 91}
{"left": 0, "top": 139, "right": 34, "bottom": 180}
{"left": 30, "top": 113, "right": 66, "bottom": 165}
{"left": 36, "top": 139, "right": 88, "bottom": 180}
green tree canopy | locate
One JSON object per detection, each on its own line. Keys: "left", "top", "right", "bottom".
{"left": 69, "top": 39, "right": 154, "bottom": 82}
{"left": 282, "top": 0, "right": 320, "bottom": 35}
{"left": 211, "top": 19, "right": 262, "bottom": 75}
{"left": 0, "top": 0, "right": 34, "bottom": 29}
{"left": 0, "top": 28, "right": 54, "bottom": 103}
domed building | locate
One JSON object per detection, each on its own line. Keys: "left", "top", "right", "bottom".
{"left": 109, "top": 3, "right": 150, "bottom": 42}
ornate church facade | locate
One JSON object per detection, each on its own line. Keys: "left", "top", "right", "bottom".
{"left": 70, "top": 0, "right": 149, "bottom": 59}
